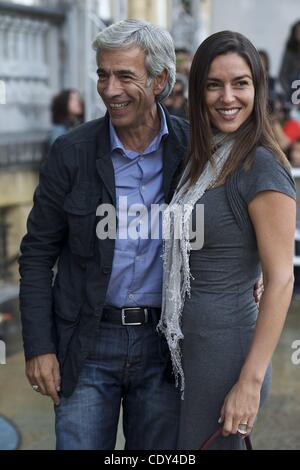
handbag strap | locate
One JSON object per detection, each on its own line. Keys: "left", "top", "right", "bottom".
{"left": 200, "top": 427, "right": 253, "bottom": 450}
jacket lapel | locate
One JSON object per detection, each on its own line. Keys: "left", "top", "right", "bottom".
{"left": 95, "top": 114, "right": 116, "bottom": 206}
{"left": 163, "top": 109, "right": 187, "bottom": 203}
{"left": 95, "top": 109, "right": 187, "bottom": 206}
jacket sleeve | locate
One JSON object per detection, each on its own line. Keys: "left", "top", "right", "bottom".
{"left": 19, "top": 139, "right": 71, "bottom": 360}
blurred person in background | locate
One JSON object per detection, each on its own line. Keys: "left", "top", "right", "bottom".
{"left": 269, "top": 95, "right": 292, "bottom": 153}
{"left": 164, "top": 74, "right": 188, "bottom": 119}
{"left": 283, "top": 109, "right": 300, "bottom": 149}
{"left": 48, "top": 89, "right": 85, "bottom": 146}
{"left": 287, "top": 138, "right": 300, "bottom": 166}
{"left": 287, "top": 137, "right": 300, "bottom": 296}
{"left": 175, "top": 48, "right": 193, "bottom": 78}
{"left": 258, "top": 49, "right": 292, "bottom": 153}
{"left": 279, "top": 20, "right": 300, "bottom": 101}
{"left": 258, "top": 49, "right": 277, "bottom": 102}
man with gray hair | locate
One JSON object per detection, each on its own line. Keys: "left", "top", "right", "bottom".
{"left": 19, "top": 19, "right": 189, "bottom": 449}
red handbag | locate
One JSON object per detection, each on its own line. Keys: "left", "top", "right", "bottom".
{"left": 200, "top": 427, "right": 253, "bottom": 450}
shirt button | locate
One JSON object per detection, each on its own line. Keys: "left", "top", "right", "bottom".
{"left": 141, "top": 185, "right": 145, "bottom": 191}
{"left": 136, "top": 256, "right": 140, "bottom": 261}
{"left": 128, "top": 293, "right": 133, "bottom": 299}
{"left": 139, "top": 220, "right": 144, "bottom": 225}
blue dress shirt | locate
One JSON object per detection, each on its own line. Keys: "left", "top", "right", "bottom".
{"left": 105, "top": 105, "right": 168, "bottom": 308}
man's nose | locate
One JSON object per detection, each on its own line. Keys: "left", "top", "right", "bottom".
{"left": 103, "top": 76, "right": 121, "bottom": 98}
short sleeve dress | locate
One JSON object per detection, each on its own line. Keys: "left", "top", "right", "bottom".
{"left": 177, "top": 147, "right": 296, "bottom": 450}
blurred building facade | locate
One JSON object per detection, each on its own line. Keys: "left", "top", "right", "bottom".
{"left": 0, "top": 0, "right": 206, "bottom": 281}
{"left": 0, "top": 0, "right": 65, "bottom": 280}
{"left": 210, "top": 0, "right": 300, "bottom": 78}
{"left": 1, "top": 0, "right": 299, "bottom": 280}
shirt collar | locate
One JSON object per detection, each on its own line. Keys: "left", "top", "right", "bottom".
{"left": 109, "top": 103, "right": 169, "bottom": 157}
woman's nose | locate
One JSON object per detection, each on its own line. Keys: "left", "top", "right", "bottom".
{"left": 220, "top": 85, "right": 235, "bottom": 104}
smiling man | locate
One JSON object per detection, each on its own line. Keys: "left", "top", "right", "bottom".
{"left": 19, "top": 20, "right": 189, "bottom": 450}
{"left": 96, "top": 46, "right": 167, "bottom": 151}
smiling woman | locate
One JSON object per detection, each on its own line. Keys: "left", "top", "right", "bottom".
{"left": 158, "top": 31, "right": 296, "bottom": 450}
{"left": 205, "top": 53, "right": 255, "bottom": 134}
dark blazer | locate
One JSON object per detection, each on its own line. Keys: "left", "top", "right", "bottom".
{"left": 19, "top": 109, "right": 189, "bottom": 397}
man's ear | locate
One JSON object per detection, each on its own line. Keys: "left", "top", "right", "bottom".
{"left": 153, "top": 69, "right": 168, "bottom": 96}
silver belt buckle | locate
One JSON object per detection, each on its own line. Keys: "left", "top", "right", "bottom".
{"left": 121, "top": 307, "right": 148, "bottom": 326}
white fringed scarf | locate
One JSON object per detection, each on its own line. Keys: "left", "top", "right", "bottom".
{"left": 157, "top": 134, "right": 234, "bottom": 397}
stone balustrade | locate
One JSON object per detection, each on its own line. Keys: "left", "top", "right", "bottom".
{"left": 0, "top": 2, "right": 64, "bottom": 168}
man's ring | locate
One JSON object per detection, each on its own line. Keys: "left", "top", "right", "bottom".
{"left": 237, "top": 423, "right": 248, "bottom": 435}
{"left": 32, "top": 384, "right": 40, "bottom": 392}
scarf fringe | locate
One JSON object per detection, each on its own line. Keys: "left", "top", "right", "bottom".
{"left": 158, "top": 135, "right": 234, "bottom": 397}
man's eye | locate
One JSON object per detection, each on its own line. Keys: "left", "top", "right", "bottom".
{"left": 96, "top": 70, "right": 106, "bottom": 80}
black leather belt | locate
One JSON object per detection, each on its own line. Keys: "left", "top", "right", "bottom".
{"left": 101, "top": 306, "right": 161, "bottom": 326}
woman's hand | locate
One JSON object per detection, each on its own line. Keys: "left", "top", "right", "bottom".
{"left": 218, "top": 379, "right": 261, "bottom": 437}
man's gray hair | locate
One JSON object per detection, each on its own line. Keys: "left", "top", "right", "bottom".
{"left": 92, "top": 19, "right": 176, "bottom": 102}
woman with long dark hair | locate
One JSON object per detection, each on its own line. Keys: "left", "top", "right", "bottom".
{"left": 158, "top": 31, "right": 296, "bottom": 450}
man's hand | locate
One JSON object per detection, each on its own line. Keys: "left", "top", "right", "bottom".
{"left": 26, "top": 353, "right": 61, "bottom": 406}
{"left": 253, "top": 275, "right": 264, "bottom": 304}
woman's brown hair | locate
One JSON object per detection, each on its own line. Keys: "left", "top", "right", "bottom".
{"left": 187, "top": 30, "right": 288, "bottom": 186}
{"left": 51, "top": 89, "right": 84, "bottom": 125}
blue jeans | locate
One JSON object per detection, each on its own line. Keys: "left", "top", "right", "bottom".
{"left": 55, "top": 320, "right": 180, "bottom": 449}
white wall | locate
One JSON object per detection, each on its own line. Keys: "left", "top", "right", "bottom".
{"left": 210, "top": 0, "right": 300, "bottom": 77}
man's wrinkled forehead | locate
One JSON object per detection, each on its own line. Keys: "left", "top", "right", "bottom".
{"left": 96, "top": 45, "right": 146, "bottom": 66}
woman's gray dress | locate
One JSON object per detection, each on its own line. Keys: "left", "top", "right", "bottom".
{"left": 178, "top": 148, "right": 296, "bottom": 450}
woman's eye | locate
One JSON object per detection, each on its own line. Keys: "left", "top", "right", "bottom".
{"left": 236, "top": 80, "right": 249, "bottom": 87}
{"left": 207, "top": 82, "right": 220, "bottom": 89}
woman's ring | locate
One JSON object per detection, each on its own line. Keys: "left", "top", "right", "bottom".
{"left": 237, "top": 423, "right": 248, "bottom": 435}
{"left": 32, "top": 384, "right": 40, "bottom": 392}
